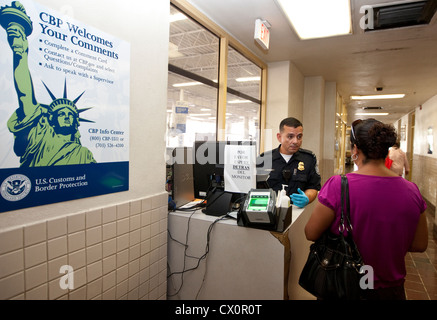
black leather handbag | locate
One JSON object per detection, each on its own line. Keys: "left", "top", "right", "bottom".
{"left": 299, "top": 175, "right": 365, "bottom": 300}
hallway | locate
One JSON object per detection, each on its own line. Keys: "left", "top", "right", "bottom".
{"left": 405, "top": 208, "right": 437, "bottom": 300}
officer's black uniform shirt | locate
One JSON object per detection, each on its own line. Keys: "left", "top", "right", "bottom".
{"left": 257, "top": 145, "right": 321, "bottom": 196}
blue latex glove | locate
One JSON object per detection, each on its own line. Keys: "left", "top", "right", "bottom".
{"left": 290, "top": 188, "right": 309, "bottom": 208}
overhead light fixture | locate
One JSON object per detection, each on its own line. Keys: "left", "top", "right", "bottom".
{"left": 169, "top": 42, "right": 184, "bottom": 58}
{"left": 170, "top": 12, "right": 188, "bottom": 23}
{"left": 173, "top": 82, "right": 202, "bottom": 87}
{"left": 355, "top": 112, "right": 389, "bottom": 116}
{"left": 236, "top": 76, "right": 261, "bottom": 82}
{"left": 228, "top": 100, "right": 252, "bottom": 104}
{"left": 351, "top": 94, "right": 405, "bottom": 100}
{"left": 189, "top": 113, "right": 210, "bottom": 116}
{"left": 277, "top": 0, "right": 352, "bottom": 39}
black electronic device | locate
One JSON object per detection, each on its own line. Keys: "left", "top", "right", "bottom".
{"left": 202, "top": 189, "right": 233, "bottom": 216}
{"left": 192, "top": 141, "right": 219, "bottom": 199}
{"left": 170, "top": 147, "right": 195, "bottom": 208}
{"left": 192, "top": 140, "right": 256, "bottom": 199}
{"left": 238, "top": 188, "right": 277, "bottom": 230}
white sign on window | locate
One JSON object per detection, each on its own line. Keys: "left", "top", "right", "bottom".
{"left": 224, "top": 144, "right": 256, "bottom": 194}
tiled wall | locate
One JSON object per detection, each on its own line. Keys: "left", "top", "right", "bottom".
{"left": 0, "top": 193, "right": 168, "bottom": 300}
{"left": 412, "top": 154, "right": 437, "bottom": 206}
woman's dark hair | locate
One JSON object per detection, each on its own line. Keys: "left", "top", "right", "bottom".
{"left": 350, "top": 118, "right": 397, "bottom": 161}
{"left": 280, "top": 117, "right": 302, "bottom": 131}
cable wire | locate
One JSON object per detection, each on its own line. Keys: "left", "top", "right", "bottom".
{"left": 167, "top": 210, "right": 231, "bottom": 299}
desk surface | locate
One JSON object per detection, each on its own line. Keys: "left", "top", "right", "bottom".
{"left": 171, "top": 203, "right": 305, "bottom": 228}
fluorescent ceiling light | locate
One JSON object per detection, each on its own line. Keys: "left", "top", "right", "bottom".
{"left": 169, "top": 42, "right": 184, "bottom": 58}
{"left": 188, "top": 117, "right": 204, "bottom": 121}
{"left": 236, "top": 76, "right": 261, "bottom": 82}
{"left": 173, "top": 82, "right": 202, "bottom": 87}
{"left": 228, "top": 99, "right": 252, "bottom": 104}
{"left": 277, "top": 0, "right": 352, "bottom": 39}
{"left": 170, "top": 13, "right": 188, "bottom": 23}
{"left": 355, "top": 113, "right": 389, "bottom": 116}
{"left": 351, "top": 94, "right": 405, "bottom": 100}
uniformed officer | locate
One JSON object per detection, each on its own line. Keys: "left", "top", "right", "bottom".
{"left": 257, "top": 117, "right": 321, "bottom": 208}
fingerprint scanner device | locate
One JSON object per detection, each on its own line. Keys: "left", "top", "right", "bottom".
{"left": 238, "top": 189, "right": 277, "bottom": 230}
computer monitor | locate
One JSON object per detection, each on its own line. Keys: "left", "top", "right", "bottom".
{"left": 192, "top": 140, "right": 256, "bottom": 199}
{"left": 192, "top": 140, "right": 264, "bottom": 216}
{"left": 192, "top": 141, "right": 224, "bottom": 199}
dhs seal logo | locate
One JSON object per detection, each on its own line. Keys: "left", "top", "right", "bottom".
{"left": 1, "top": 174, "right": 32, "bottom": 202}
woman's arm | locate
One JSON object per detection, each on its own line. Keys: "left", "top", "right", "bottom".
{"left": 409, "top": 213, "right": 428, "bottom": 252}
{"left": 304, "top": 201, "right": 336, "bottom": 241}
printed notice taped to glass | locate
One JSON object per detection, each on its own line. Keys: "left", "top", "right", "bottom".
{"left": 224, "top": 144, "right": 256, "bottom": 194}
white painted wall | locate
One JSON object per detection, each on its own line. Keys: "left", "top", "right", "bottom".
{"left": 414, "top": 95, "right": 437, "bottom": 158}
{"left": 302, "top": 76, "right": 325, "bottom": 159}
{"left": 414, "top": 95, "right": 437, "bottom": 229}
{"left": 265, "top": 60, "right": 304, "bottom": 151}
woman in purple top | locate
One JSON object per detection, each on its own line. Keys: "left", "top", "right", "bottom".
{"left": 305, "top": 118, "right": 428, "bottom": 300}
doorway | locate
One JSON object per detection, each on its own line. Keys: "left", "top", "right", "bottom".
{"left": 407, "top": 112, "right": 415, "bottom": 181}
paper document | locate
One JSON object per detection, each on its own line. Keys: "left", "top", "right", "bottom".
{"left": 224, "top": 144, "right": 256, "bottom": 193}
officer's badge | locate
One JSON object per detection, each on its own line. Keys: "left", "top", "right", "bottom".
{"left": 298, "top": 161, "right": 305, "bottom": 171}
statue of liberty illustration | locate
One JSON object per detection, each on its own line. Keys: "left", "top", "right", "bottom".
{"left": 0, "top": 1, "right": 96, "bottom": 167}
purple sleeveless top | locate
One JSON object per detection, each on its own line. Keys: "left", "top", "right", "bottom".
{"left": 318, "top": 173, "right": 426, "bottom": 288}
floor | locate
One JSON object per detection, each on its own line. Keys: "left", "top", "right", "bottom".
{"left": 404, "top": 208, "right": 437, "bottom": 300}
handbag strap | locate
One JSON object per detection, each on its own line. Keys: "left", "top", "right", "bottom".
{"left": 339, "top": 174, "right": 353, "bottom": 234}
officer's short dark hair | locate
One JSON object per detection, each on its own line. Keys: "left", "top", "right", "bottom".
{"left": 279, "top": 117, "right": 303, "bottom": 132}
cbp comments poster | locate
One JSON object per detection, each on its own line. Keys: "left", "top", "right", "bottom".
{"left": 0, "top": 0, "right": 130, "bottom": 212}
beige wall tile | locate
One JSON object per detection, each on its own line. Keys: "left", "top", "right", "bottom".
{"left": 24, "top": 242, "right": 47, "bottom": 268}
{"left": 0, "top": 249, "right": 23, "bottom": 278}
{"left": 0, "top": 228, "right": 23, "bottom": 255}
{"left": 0, "top": 272, "right": 24, "bottom": 299}
{"left": 0, "top": 195, "right": 167, "bottom": 300}
{"left": 67, "top": 213, "right": 85, "bottom": 234}
{"left": 48, "top": 236, "right": 67, "bottom": 260}
{"left": 25, "top": 263, "right": 47, "bottom": 290}
{"left": 24, "top": 222, "right": 46, "bottom": 247}
{"left": 47, "top": 217, "right": 67, "bottom": 240}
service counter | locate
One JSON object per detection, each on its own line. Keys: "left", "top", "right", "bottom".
{"left": 167, "top": 201, "right": 317, "bottom": 300}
